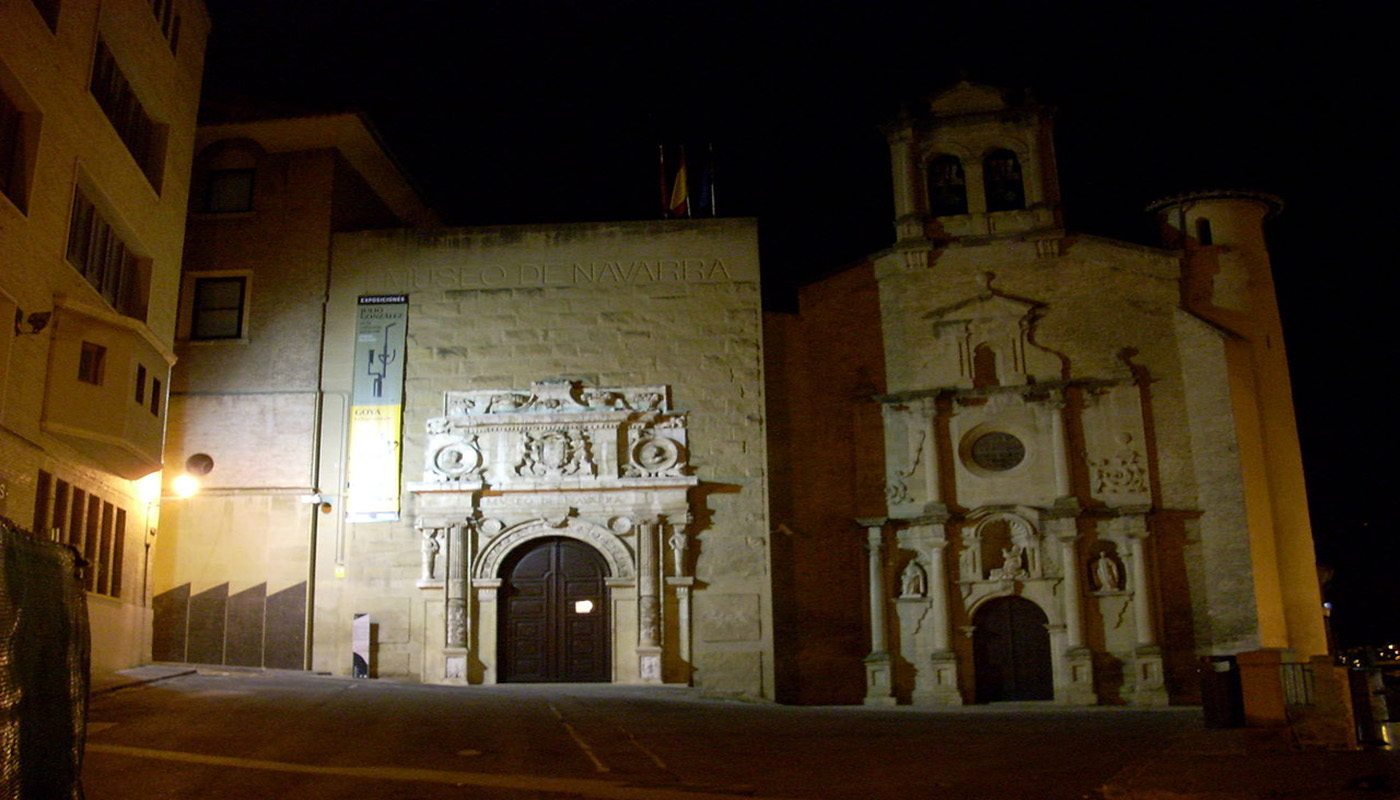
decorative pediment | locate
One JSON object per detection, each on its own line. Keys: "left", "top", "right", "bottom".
{"left": 420, "top": 380, "right": 695, "bottom": 490}
{"left": 919, "top": 275, "right": 1063, "bottom": 388}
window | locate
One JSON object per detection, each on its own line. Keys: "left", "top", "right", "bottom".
{"left": 149, "top": 0, "right": 181, "bottom": 52}
{"left": 66, "top": 187, "right": 148, "bottom": 319}
{"left": 90, "top": 39, "right": 164, "bottom": 187}
{"left": 150, "top": 377, "right": 161, "bottom": 416}
{"left": 926, "top": 154, "right": 968, "bottom": 216}
{"left": 983, "top": 149, "right": 1026, "bottom": 212}
{"left": 135, "top": 364, "right": 147, "bottom": 404}
{"left": 30, "top": 0, "right": 60, "bottom": 31}
{"left": 1196, "top": 218, "right": 1213, "bottom": 246}
{"left": 78, "top": 341, "right": 106, "bottom": 385}
{"left": 32, "top": 471, "right": 127, "bottom": 597}
{"left": 0, "top": 68, "right": 35, "bottom": 212}
{"left": 190, "top": 276, "right": 247, "bottom": 339}
{"left": 204, "top": 169, "right": 254, "bottom": 212}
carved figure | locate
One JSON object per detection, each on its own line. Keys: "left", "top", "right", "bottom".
{"left": 669, "top": 529, "right": 689, "bottom": 576}
{"left": 1092, "top": 551, "right": 1123, "bottom": 592}
{"left": 420, "top": 527, "right": 442, "bottom": 581}
{"left": 900, "top": 562, "right": 927, "bottom": 598}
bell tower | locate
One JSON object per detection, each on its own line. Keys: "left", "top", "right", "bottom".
{"left": 884, "top": 81, "right": 1063, "bottom": 245}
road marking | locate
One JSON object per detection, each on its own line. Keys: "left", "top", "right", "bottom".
{"left": 86, "top": 744, "right": 778, "bottom": 800}
{"left": 620, "top": 725, "right": 669, "bottom": 772}
{"left": 548, "top": 702, "right": 610, "bottom": 773}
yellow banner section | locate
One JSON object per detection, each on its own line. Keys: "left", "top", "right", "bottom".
{"left": 346, "top": 405, "right": 402, "bottom": 522}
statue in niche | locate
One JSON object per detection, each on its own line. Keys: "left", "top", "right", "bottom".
{"left": 420, "top": 526, "right": 442, "bottom": 582}
{"left": 990, "top": 543, "right": 1029, "bottom": 581}
{"left": 669, "top": 529, "right": 689, "bottom": 576}
{"left": 1092, "top": 551, "right": 1124, "bottom": 593}
{"left": 900, "top": 562, "right": 927, "bottom": 598}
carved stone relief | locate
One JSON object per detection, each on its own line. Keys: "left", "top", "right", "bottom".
{"left": 1092, "top": 433, "right": 1149, "bottom": 495}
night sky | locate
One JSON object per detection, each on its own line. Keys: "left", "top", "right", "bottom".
{"left": 198, "top": 0, "right": 1394, "bottom": 645}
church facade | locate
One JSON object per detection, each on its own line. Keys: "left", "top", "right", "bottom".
{"left": 155, "top": 83, "right": 1329, "bottom": 711}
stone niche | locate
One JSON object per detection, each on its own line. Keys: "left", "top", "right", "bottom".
{"left": 408, "top": 379, "right": 697, "bottom": 687}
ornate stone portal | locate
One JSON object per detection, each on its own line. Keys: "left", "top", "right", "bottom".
{"left": 409, "top": 380, "right": 697, "bottom": 686}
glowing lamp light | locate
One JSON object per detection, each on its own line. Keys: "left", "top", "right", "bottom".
{"left": 172, "top": 473, "right": 200, "bottom": 498}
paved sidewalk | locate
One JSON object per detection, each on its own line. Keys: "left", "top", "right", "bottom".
{"left": 1103, "top": 726, "right": 1400, "bottom": 799}
{"left": 90, "top": 664, "right": 196, "bottom": 696}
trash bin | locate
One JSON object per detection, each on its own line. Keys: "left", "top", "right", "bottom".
{"left": 1348, "top": 667, "right": 1389, "bottom": 745}
{"left": 1200, "top": 655, "right": 1243, "bottom": 728}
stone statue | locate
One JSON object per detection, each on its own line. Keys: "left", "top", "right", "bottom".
{"left": 420, "top": 526, "right": 441, "bottom": 582}
{"left": 669, "top": 529, "right": 688, "bottom": 576}
{"left": 1092, "top": 551, "right": 1123, "bottom": 592}
{"left": 900, "top": 562, "right": 927, "bottom": 598}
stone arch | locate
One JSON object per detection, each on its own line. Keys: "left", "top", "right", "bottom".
{"left": 473, "top": 517, "right": 635, "bottom": 582}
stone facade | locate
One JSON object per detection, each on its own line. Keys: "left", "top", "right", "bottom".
{"left": 765, "top": 81, "right": 1328, "bottom": 707}
{"left": 1, "top": 0, "right": 209, "bottom": 674}
{"left": 311, "top": 220, "right": 772, "bottom": 696}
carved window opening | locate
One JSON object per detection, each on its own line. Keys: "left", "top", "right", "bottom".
{"left": 972, "top": 343, "right": 999, "bottom": 388}
{"left": 1195, "top": 217, "right": 1213, "bottom": 246}
{"left": 926, "top": 154, "right": 968, "bottom": 216}
{"left": 969, "top": 431, "right": 1024, "bottom": 472}
{"left": 983, "top": 149, "right": 1025, "bottom": 212}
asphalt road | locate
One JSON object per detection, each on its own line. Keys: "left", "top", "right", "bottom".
{"left": 84, "top": 673, "right": 1202, "bottom": 800}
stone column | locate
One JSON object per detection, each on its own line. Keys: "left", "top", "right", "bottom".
{"left": 1052, "top": 516, "right": 1095, "bottom": 705}
{"left": 888, "top": 127, "right": 921, "bottom": 240}
{"left": 857, "top": 517, "right": 896, "bottom": 705}
{"left": 446, "top": 521, "right": 470, "bottom": 650}
{"left": 923, "top": 517, "right": 961, "bottom": 705}
{"left": 1124, "top": 513, "right": 1167, "bottom": 705}
{"left": 665, "top": 516, "right": 694, "bottom": 680}
{"left": 1049, "top": 393, "right": 1073, "bottom": 501}
{"left": 636, "top": 518, "right": 662, "bottom": 683}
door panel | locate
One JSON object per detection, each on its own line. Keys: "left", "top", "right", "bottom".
{"left": 973, "top": 596, "right": 1053, "bottom": 702}
{"left": 499, "top": 538, "right": 609, "bottom": 682}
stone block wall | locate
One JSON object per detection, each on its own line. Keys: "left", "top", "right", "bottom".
{"left": 315, "top": 219, "right": 774, "bottom": 697}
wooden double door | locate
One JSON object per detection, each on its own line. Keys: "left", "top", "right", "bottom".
{"left": 972, "top": 596, "right": 1054, "bottom": 702}
{"left": 499, "top": 538, "right": 610, "bottom": 683}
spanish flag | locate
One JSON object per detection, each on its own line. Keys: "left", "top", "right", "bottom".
{"left": 668, "top": 146, "right": 689, "bottom": 218}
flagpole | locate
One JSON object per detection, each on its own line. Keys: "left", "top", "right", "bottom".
{"left": 707, "top": 141, "right": 717, "bottom": 216}
{"left": 658, "top": 144, "right": 668, "bottom": 219}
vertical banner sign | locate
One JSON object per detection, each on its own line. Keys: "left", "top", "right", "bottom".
{"left": 347, "top": 295, "right": 407, "bottom": 522}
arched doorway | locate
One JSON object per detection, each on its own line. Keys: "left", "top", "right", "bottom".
{"left": 972, "top": 596, "right": 1053, "bottom": 702}
{"left": 499, "top": 537, "right": 610, "bottom": 682}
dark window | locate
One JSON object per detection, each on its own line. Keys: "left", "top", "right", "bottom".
{"left": 78, "top": 341, "right": 106, "bottom": 385}
{"left": 204, "top": 169, "right": 254, "bottom": 212}
{"left": 983, "top": 149, "right": 1026, "bottom": 212}
{"left": 66, "top": 187, "right": 146, "bottom": 318}
{"left": 83, "top": 494, "right": 100, "bottom": 592}
{"left": 926, "top": 154, "right": 968, "bottom": 216}
{"left": 150, "top": 377, "right": 161, "bottom": 416}
{"left": 90, "top": 39, "right": 163, "bottom": 186}
{"left": 972, "top": 344, "right": 999, "bottom": 388}
{"left": 68, "top": 488, "right": 86, "bottom": 550}
{"left": 53, "top": 479, "right": 70, "bottom": 542}
{"left": 1196, "top": 218, "right": 1213, "bottom": 246}
{"left": 135, "top": 364, "right": 146, "bottom": 404}
{"left": 97, "top": 501, "right": 114, "bottom": 594}
{"left": 970, "top": 431, "right": 1026, "bottom": 472}
{"left": 0, "top": 83, "right": 28, "bottom": 209}
{"left": 111, "top": 508, "right": 126, "bottom": 597}
{"left": 33, "top": 470, "right": 52, "bottom": 537}
{"left": 30, "top": 0, "right": 60, "bottom": 31}
{"left": 190, "top": 276, "right": 247, "bottom": 339}
{"left": 149, "top": 0, "right": 181, "bottom": 52}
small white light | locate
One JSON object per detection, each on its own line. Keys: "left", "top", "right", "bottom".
{"left": 172, "top": 473, "right": 200, "bottom": 498}
{"left": 574, "top": 599, "right": 594, "bottom": 614}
